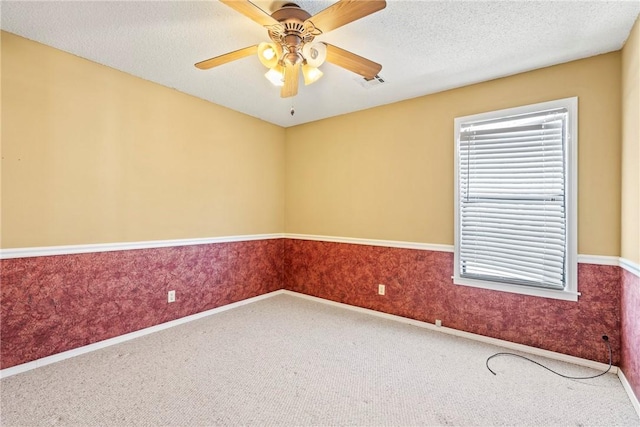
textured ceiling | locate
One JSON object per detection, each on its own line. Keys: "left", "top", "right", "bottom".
{"left": 2, "top": 1, "right": 639, "bottom": 127}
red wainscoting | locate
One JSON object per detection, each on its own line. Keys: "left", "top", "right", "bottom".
{"left": 0, "top": 239, "right": 284, "bottom": 369}
{"left": 2, "top": 237, "right": 630, "bottom": 378}
{"left": 284, "top": 239, "right": 621, "bottom": 365}
{"left": 621, "top": 268, "right": 640, "bottom": 400}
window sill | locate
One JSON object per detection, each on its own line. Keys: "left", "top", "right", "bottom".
{"left": 453, "top": 276, "right": 580, "bottom": 302}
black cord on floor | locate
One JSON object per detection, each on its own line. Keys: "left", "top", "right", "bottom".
{"left": 486, "top": 335, "right": 612, "bottom": 380}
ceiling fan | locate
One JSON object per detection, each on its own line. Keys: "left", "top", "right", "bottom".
{"left": 195, "top": 0, "right": 386, "bottom": 98}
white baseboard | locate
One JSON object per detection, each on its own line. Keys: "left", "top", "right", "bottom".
{"left": 0, "top": 288, "right": 626, "bottom": 389}
{"left": 0, "top": 290, "right": 287, "bottom": 379}
{"left": 281, "top": 290, "right": 617, "bottom": 374}
{"left": 618, "top": 369, "right": 640, "bottom": 418}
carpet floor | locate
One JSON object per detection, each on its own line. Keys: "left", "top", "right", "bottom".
{"left": 1, "top": 293, "right": 638, "bottom": 426}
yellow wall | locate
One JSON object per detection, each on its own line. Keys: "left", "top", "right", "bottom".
{"left": 285, "top": 53, "right": 622, "bottom": 256}
{"left": 621, "top": 17, "right": 640, "bottom": 265}
{"left": 1, "top": 31, "right": 627, "bottom": 258}
{"left": 1, "top": 32, "right": 285, "bottom": 248}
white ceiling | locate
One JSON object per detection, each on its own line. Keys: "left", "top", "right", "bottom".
{"left": 2, "top": 1, "right": 639, "bottom": 127}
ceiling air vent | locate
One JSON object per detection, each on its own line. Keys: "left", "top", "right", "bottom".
{"left": 357, "top": 74, "right": 386, "bottom": 89}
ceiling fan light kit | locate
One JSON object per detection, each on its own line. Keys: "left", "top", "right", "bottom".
{"left": 302, "top": 42, "right": 327, "bottom": 68}
{"left": 301, "top": 63, "right": 323, "bottom": 85}
{"left": 257, "top": 42, "right": 279, "bottom": 68}
{"left": 265, "top": 65, "right": 286, "bottom": 86}
{"left": 196, "top": 0, "right": 386, "bottom": 98}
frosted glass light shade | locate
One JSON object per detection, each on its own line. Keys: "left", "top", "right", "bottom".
{"left": 265, "top": 65, "right": 285, "bottom": 86}
{"left": 302, "top": 63, "right": 323, "bottom": 85}
{"left": 302, "top": 42, "right": 327, "bottom": 68}
{"left": 258, "top": 42, "right": 279, "bottom": 68}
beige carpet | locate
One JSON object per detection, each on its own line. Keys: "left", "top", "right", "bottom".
{"left": 1, "top": 293, "right": 638, "bottom": 426}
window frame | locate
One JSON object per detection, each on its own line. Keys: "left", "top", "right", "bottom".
{"left": 453, "top": 97, "right": 579, "bottom": 301}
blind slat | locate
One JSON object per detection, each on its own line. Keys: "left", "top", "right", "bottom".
{"left": 457, "top": 107, "right": 568, "bottom": 289}
{"left": 460, "top": 254, "right": 564, "bottom": 275}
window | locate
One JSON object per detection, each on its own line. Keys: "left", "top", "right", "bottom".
{"left": 454, "top": 98, "right": 578, "bottom": 301}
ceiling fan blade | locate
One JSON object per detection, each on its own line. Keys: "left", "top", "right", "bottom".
{"left": 281, "top": 63, "right": 300, "bottom": 98}
{"left": 220, "top": 0, "right": 281, "bottom": 27}
{"left": 306, "top": 0, "right": 386, "bottom": 34}
{"left": 195, "top": 45, "right": 258, "bottom": 70}
{"left": 325, "top": 43, "right": 381, "bottom": 80}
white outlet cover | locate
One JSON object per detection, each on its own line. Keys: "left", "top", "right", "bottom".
{"left": 168, "top": 290, "right": 176, "bottom": 303}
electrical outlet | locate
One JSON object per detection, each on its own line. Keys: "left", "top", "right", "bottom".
{"left": 168, "top": 290, "right": 176, "bottom": 303}
{"left": 378, "top": 284, "right": 386, "bottom": 295}
{"left": 435, "top": 319, "right": 442, "bottom": 327}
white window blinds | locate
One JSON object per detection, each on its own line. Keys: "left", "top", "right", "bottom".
{"left": 457, "top": 107, "right": 569, "bottom": 290}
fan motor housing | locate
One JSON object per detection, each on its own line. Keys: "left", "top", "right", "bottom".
{"left": 269, "top": 3, "right": 315, "bottom": 66}
{"left": 271, "top": 4, "right": 311, "bottom": 22}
